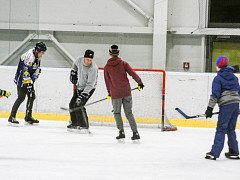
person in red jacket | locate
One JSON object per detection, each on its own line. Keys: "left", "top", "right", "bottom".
{"left": 104, "top": 45, "right": 144, "bottom": 141}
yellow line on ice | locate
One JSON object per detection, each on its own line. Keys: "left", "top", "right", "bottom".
{"left": 0, "top": 111, "right": 239, "bottom": 129}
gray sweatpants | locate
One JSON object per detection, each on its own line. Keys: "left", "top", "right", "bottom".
{"left": 112, "top": 95, "right": 137, "bottom": 132}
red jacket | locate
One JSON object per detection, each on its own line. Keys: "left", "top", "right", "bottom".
{"left": 104, "top": 57, "right": 142, "bottom": 99}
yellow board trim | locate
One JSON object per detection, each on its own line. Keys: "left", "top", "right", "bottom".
{"left": 0, "top": 111, "right": 239, "bottom": 129}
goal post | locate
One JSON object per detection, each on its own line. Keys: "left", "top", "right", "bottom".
{"left": 134, "top": 69, "right": 167, "bottom": 131}
{"left": 86, "top": 68, "right": 177, "bottom": 131}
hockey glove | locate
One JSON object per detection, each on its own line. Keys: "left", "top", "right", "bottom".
{"left": 70, "top": 70, "right": 78, "bottom": 84}
{"left": 205, "top": 106, "right": 213, "bottom": 119}
{"left": 138, "top": 82, "right": 144, "bottom": 91}
{"left": 32, "top": 67, "right": 41, "bottom": 81}
{"left": 107, "top": 95, "right": 111, "bottom": 100}
{"left": 0, "top": 90, "right": 11, "bottom": 98}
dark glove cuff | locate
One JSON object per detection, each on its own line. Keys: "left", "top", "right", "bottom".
{"left": 1, "top": 90, "right": 6, "bottom": 96}
{"left": 207, "top": 106, "right": 213, "bottom": 111}
{"left": 70, "top": 70, "right": 78, "bottom": 84}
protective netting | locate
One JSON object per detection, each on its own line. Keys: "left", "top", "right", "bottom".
{"left": 87, "top": 69, "right": 177, "bottom": 131}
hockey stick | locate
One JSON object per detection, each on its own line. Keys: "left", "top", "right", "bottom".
{"left": 175, "top": 108, "right": 219, "bottom": 119}
{"left": 61, "top": 87, "right": 139, "bottom": 112}
{"left": 61, "top": 87, "right": 138, "bottom": 112}
{"left": 60, "top": 97, "right": 108, "bottom": 112}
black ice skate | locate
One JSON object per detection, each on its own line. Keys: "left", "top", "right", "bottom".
{"left": 225, "top": 152, "right": 240, "bottom": 160}
{"left": 8, "top": 117, "right": 19, "bottom": 126}
{"left": 116, "top": 130, "right": 125, "bottom": 143}
{"left": 67, "top": 123, "right": 76, "bottom": 129}
{"left": 77, "top": 126, "right": 91, "bottom": 134}
{"left": 205, "top": 152, "right": 216, "bottom": 160}
{"left": 67, "top": 124, "right": 77, "bottom": 132}
{"left": 131, "top": 131, "right": 140, "bottom": 140}
{"left": 25, "top": 116, "right": 39, "bottom": 125}
{"left": 67, "top": 124, "right": 91, "bottom": 134}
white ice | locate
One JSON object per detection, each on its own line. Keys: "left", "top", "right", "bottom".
{"left": 0, "top": 118, "right": 239, "bottom": 180}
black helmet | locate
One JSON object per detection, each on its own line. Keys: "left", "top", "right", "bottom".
{"left": 35, "top": 42, "right": 47, "bottom": 52}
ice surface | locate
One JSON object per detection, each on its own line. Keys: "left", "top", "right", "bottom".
{"left": 0, "top": 119, "right": 239, "bottom": 180}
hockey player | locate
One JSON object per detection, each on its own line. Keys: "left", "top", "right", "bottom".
{"left": 0, "top": 89, "right": 11, "bottom": 98}
{"left": 8, "top": 42, "right": 47, "bottom": 125}
{"left": 104, "top": 45, "right": 144, "bottom": 142}
{"left": 205, "top": 56, "right": 240, "bottom": 160}
{"left": 68, "top": 49, "right": 98, "bottom": 132}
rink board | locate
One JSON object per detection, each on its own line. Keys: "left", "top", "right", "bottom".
{"left": 0, "top": 111, "right": 240, "bottom": 129}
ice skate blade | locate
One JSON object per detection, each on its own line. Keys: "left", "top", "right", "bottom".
{"left": 225, "top": 154, "right": 240, "bottom": 160}
{"left": 205, "top": 155, "right": 216, "bottom": 160}
{"left": 205, "top": 156, "right": 216, "bottom": 160}
{"left": 67, "top": 128, "right": 75, "bottom": 132}
{"left": 77, "top": 129, "right": 91, "bottom": 134}
{"left": 132, "top": 139, "right": 140, "bottom": 144}
{"left": 8, "top": 122, "right": 19, "bottom": 127}
{"left": 117, "top": 139, "right": 125, "bottom": 143}
{"left": 24, "top": 122, "right": 39, "bottom": 126}
{"left": 225, "top": 156, "right": 240, "bottom": 160}
{"left": 67, "top": 128, "right": 92, "bottom": 134}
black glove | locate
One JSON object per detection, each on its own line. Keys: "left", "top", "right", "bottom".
{"left": 76, "top": 93, "right": 89, "bottom": 107}
{"left": 0, "top": 90, "right": 11, "bottom": 98}
{"left": 205, "top": 106, "right": 213, "bottom": 119}
{"left": 70, "top": 70, "right": 78, "bottom": 84}
{"left": 138, "top": 82, "right": 144, "bottom": 91}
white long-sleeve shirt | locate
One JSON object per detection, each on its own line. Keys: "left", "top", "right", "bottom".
{"left": 72, "top": 57, "right": 98, "bottom": 95}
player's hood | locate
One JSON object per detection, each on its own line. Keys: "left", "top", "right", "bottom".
{"left": 106, "top": 57, "right": 122, "bottom": 67}
{"left": 217, "top": 66, "right": 239, "bottom": 92}
{"left": 218, "top": 66, "right": 235, "bottom": 81}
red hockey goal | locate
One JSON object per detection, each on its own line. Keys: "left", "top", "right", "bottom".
{"left": 86, "top": 68, "right": 177, "bottom": 131}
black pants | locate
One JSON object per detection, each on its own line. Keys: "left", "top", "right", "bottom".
{"left": 69, "top": 89, "right": 95, "bottom": 128}
{"left": 10, "top": 86, "right": 36, "bottom": 118}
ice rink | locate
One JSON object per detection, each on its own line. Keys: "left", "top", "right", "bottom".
{"left": 0, "top": 118, "right": 239, "bottom": 180}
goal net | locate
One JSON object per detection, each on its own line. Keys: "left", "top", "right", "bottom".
{"left": 86, "top": 69, "right": 177, "bottom": 131}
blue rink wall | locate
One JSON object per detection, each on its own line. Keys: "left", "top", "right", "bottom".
{"left": 0, "top": 66, "right": 240, "bottom": 129}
